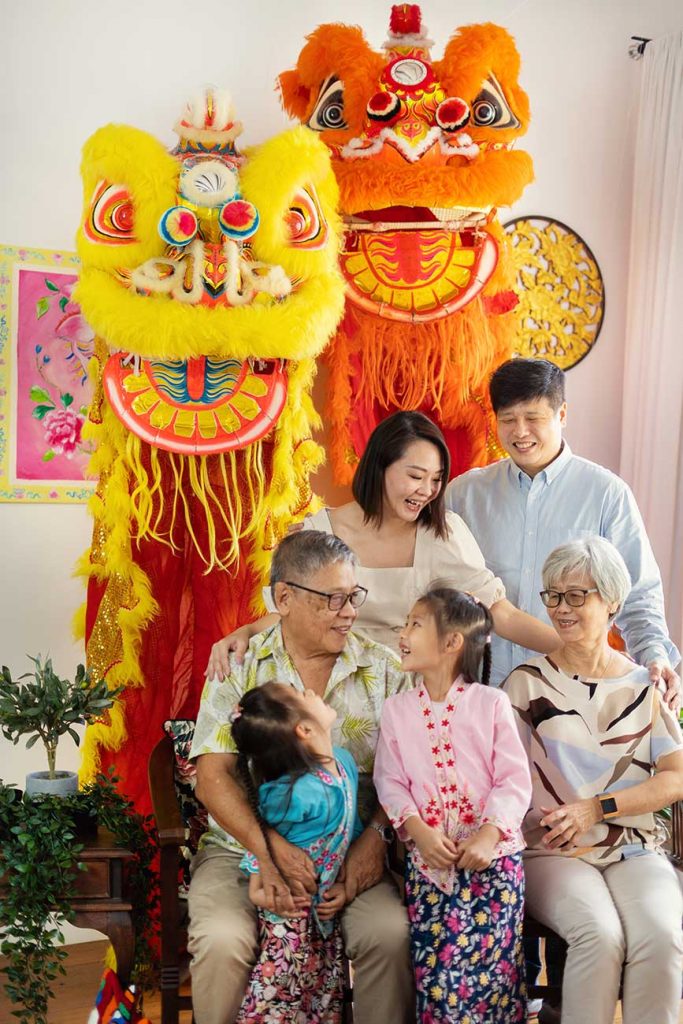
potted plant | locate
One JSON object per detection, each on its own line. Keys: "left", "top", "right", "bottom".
{"left": 0, "top": 771, "right": 159, "bottom": 1024}
{"left": 0, "top": 656, "right": 122, "bottom": 796}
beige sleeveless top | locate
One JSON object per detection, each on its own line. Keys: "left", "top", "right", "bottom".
{"left": 301, "top": 509, "right": 505, "bottom": 653}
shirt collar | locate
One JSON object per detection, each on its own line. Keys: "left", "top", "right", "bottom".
{"left": 509, "top": 439, "right": 572, "bottom": 487}
{"left": 251, "top": 622, "right": 376, "bottom": 686}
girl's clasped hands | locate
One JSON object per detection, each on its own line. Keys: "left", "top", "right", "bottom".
{"left": 407, "top": 817, "right": 502, "bottom": 872}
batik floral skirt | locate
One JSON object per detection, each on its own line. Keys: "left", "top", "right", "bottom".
{"left": 235, "top": 907, "right": 343, "bottom": 1023}
{"left": 406, "top": 851, "right": 526, "bottom": 1023}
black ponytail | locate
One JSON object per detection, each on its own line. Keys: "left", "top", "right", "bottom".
{"left": 235, "top": 751, "right": 278, "bottom": 867}
{"left": 417, "top": 588, "right": 494, "bottom": 686}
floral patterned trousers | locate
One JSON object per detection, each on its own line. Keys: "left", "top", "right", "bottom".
{"left": 406, "top": 851, "right": 526, "bottom": 1024}
{"left": 235, "top": 907, "right": 343, "bottom": 1023}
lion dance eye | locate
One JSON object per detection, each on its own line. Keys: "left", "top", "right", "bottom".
{"left": 436, "top": 97, "right": 470, "bottom": 132}
{"left": 84, "top": 181, "right": 136, "bottom": 245}
{"left": 285, "top": 188, "right": 328, "bottom": 250}
{"left": 308, "top": 77, "right": 347, "bottom": 132}
{"left": 367, "top": 91, "right": 401, "bottom": 123}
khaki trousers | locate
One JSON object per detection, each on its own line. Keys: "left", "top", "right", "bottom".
{"left": 524, "top": 851, "right": 683, "bottom": 1024}
{"left": 187, "top": 846, "right": 415, "bottom": 1024}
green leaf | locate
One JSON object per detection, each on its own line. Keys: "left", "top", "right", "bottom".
{"left": 60, "top": 393, "right": 73, "bottom": 408}
{"left": 35, "top": 297, "right": 50, "bottom": 319}
{"left": 58, "top": 296, "right": 68, "bottom": 312}
{"left": 29, "top": 386, "right": 51, "bottom": 404}
{"left": 44, "top": 279, "right": 59, "bottom": 292}
{"left": 32, "top": 405, "right": 53, "bottom": 421}
{"left": 42, "top": 450, "right": 56, "bottom": 462}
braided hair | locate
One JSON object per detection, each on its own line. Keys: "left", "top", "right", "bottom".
{"left": 231, "top": 682, "right": 331, "bottom": 863}
{"left": 417, "top": 588, "right": 494, "bottom": 685}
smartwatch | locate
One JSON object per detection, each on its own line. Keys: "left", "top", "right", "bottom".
{"left": 369, "top": 821, "right": 395, "bottom": 843}
{"left": 597, "top": 793, "right": 619, "bottom": 819}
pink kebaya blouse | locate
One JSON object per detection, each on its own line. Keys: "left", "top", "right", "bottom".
{"left": 374, "top": 676, "right": 532, "bottom": 892}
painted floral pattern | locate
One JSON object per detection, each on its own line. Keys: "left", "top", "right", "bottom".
{"left": 235, "top": 912, "right": 344, "bottom": 1024}
{"left": 406, "top": 849, "right": 526, "bottom": 1023}
{"left": 0, "top": 246, "right": 96, "bottom": 501}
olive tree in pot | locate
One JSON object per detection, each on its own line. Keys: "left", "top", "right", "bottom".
{"left": 0, "top": 656, "right": 122, "bottom": 796}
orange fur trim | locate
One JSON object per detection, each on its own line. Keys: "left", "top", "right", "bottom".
{"left": 279, "top": 24, "right": 384, "bottom": 139}
{"left": 324, "top": 298, "right": 516, "bottom": 481}
{"left": 436, "top": 23, "right": 530, "bottom": 142}
{"left": 333, "top": 149, "right": 533, "bottom": 213}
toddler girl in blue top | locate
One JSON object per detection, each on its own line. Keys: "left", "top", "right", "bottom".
{"left": 232, "top": 681, "right": 362, "bottom": 1024}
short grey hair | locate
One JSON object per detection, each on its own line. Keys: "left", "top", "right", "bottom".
{"left": 542, "top": 536, "right": 631, "bottom": 615}
{"left": 270, "top": 530, "right": 358, "bottom": 589}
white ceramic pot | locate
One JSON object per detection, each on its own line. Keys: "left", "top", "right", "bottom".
{"left": 25, "top": 770, "right": 79, "bottom": 797}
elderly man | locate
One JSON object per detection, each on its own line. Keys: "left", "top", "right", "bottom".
{"left": 188, "top": 530, "right": 414, "bottom": 1024}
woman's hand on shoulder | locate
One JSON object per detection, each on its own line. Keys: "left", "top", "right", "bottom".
{"left": 205, "top": 626, "right": 252, "bottom": 677}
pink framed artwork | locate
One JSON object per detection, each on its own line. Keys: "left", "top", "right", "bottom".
{"left": 0, "top": 245, "right": 95, "bottom": 502}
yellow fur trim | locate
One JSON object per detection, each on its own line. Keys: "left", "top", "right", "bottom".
{"left": 77, "top": 125, "right": 178, "bottom": 271}
{"left": 242, "top": 126, "right": 342, "bottom": 281}
{"left": 75, "top": 269, "right": 344, "bottom": 362}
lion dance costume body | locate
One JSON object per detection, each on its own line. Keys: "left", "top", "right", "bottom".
{"left": 280, "top": 4, "right": 534, "bottom": 481}
{"left": 75, "top": 92, "right": 343, "bottom": 812}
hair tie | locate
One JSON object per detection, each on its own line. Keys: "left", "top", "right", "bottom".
{"left": 229, "top": 704, "right": 242, "bottom": 724}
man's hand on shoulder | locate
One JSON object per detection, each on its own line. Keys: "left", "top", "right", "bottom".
{"left": 649, "top": 660, "right": 681, "bottom": 712}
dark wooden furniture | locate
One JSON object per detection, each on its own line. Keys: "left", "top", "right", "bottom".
{"left": 69, "top": 828, "right": 136, "bottom": 988}
{"left": 149, "top": 732, "right": 194, "bottom": 1024}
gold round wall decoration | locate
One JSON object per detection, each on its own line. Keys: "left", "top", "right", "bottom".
{"left": 503, "top": 216, "right": 605, "bottom": 369}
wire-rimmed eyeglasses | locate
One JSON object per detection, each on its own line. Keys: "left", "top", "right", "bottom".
{"left": 539, "top": 588, "right": 599, "bottom": 608}
{"left": 284, "top": 580, "right": 369, "bottom": 611}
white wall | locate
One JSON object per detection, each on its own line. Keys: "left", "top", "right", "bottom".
{"left": 1, "top": 0, "right": 681, "bottom": 943}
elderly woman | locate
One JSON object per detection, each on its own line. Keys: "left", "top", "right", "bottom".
{"left": 504, "top": 536, "right": 683, "bottom": 1024}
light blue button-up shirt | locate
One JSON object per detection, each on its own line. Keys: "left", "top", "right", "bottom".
{"left": 445, "top": 441, "right": 680, "bottom": 687}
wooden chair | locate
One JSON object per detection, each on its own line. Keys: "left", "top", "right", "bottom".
{"left": 148, "top": 728, "right": 355, "bottom": 1024}
{"left": 148, "top": 732, "right": 195, "bottom": 1024}
{"left": 524, "top": 798, "right": 683, "bottom": 1007}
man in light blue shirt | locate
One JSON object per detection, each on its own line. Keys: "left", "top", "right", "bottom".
{"left": 445, "top": 358, "right": 680, "bottom": 696}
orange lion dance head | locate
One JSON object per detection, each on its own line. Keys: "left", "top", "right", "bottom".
{"left": 280, "top": 5, "right": 534, "bottom": 479}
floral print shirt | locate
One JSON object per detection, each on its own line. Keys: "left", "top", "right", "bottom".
{"left": 190, "top": 623, "right": 410, "bottom": 852}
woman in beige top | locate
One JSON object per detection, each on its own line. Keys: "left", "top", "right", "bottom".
{"left": 206, "top": 412, "right": 558, "bottom": 671}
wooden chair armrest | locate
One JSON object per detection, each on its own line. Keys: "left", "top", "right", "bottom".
{"left": 148, "top": 733, "right": 186, "bottom": 841}
{"left": 670, "top": 799, "right": 683, "bottom": 864}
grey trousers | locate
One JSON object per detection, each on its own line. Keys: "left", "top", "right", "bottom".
{"left": 524, "top": 851, "right": 683, "bottom": 1024}
{"left": 187, "top": 846, "right": 415, "bottom": 1024}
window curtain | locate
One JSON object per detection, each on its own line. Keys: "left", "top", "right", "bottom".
{"left": 620, "top": 30, "right": 683, "bottom": 655}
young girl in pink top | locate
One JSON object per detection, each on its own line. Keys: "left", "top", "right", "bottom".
{"left": 374, "top": 588, "right": 532, "bottom": 1023}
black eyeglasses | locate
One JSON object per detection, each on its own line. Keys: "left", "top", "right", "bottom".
{"left": 285, "top": 581, "right": 369, "bottom": 611}
{"left": 540, "top": 588, "right": 599, "bottom": 608}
